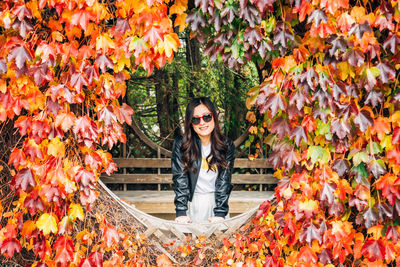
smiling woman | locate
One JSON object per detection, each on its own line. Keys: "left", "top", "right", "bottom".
{"left": 172, "top": 97, "right": 236, "bottom": 223}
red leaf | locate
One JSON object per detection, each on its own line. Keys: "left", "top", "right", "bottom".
{"left": 79, "top": 258, "right": 93, "bottom": 267}
{"left": 54, "top": 236, "right": 74, "bottom": 267}
{"left": 392, "top": 127, "right": 400, "bottom": 144}
{"left": 102, "top": 224, "right": 119, "bottom": 248}
{"left": 99, "top": 106, "right": 117, "bottom": 126}
{"left": 290, "top": 126, "right": 308, "bottom": 146}
{"left": 14, "top": 116, "right": 31, "bottom": 136}
{"left": 0, "top": 238, "right": 21, "bottom": 258}
{"left": 115, "top": 103, "right": 134, "bottom": 125}
{"left": 271, "top": 117, "right": 291, "bottom": 139}
{"left": 301, "top": 115, "right": 316, "bottom": 132}
{"left": 7, "top": 45, "right": 33, "bottom": 69}
{"left": 385, "top": 226, "right": 399, "bottom": 243}
{"left": 297, "top": 245, "right": 318, "bottom": 263}
{"left": 8, "top": 148, "right": 27, "bottom": 169}
{"left": 75, "top": 168, "right": 96, "bottom": 187}
{"left": 143, "top": 26, "right": 163, "bottom": 46}
{"left": 24, "top": 191, "right": 45, "bottom": 216}
{"left": 12, "top": 5, "right": 32, "bottom": 21}
{"left": 10, "top": 167, "right": 36, "bottom": 192}
{"left": 387, "top": 148, "right": 400, "bottom": 165}
{"left": 71, "top": 9, "right": 92, "bottom": 30}
{"left": 282, "top": 149, "right": 299, "bottom": 169}
{"left": 361, "top": 239, "right": 385, "bottom": 262}
{"left": 95, "top": 54, "right": 114, "bottom": 73}
{"left": 264, "top": 93, "right": 286, "bottom": 117}
{"left": 354, "top": 108, "right": 374, "bottom": 132}
{"left": 84, "top": 152, "right": 103, "bottom": 170}
{"left": 70, "top": 72, "right": 88, "bottom": 93}
{"left": 88, "top": 252, "right": 103, "bottom": 267}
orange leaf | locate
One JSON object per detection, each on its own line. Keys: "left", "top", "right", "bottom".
{"left": 371, "top": 117, "right": 391, "bottom": 141}
{"left": 55, "top": 111, "right": 76, "bottom": 132}
{"left": 156, "top": 254, "right": 173, "bottom": 267}
{"left": 297, "top": 246, "right": 318, "bottom": 263}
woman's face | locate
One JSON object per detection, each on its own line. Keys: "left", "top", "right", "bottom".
{"left": 192, "top": 104, "right": 215, "bottom": 141}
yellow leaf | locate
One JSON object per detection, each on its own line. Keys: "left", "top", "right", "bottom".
{"left": 163, "top": 33, "right": 180, "bottom": 58}
{"left": 96, "top": 34, "right": 115, "bottom": 52}
{"left": 246, "top": 111, "right": 257, "bottom": 123}
{"left": 390, "top": 111, "right": 400, "bottom": 127}
{"left": 47, "top": 137, "right": 65, "bottom": 158}
{"left": 380, "top": 135, "right": 393, "bottom": 152}
{"left": 336, "top": 61, "right": 355, "bottom": 81}
{"left": 174, "top": 13, "right": 187, "bottom": 32}
{"left": 88, "top": 2, "right": 111, "bottom": 22}
{"left": 68, "top": 203, "right": 84, "bottom": 221}
{"left": 249, "top": 126, "right": 258, "bottom": 134}
{"left": 282, "top": 55, "right": 296, "bottom": 73}
{"left": 350, "top": 6, "right": 366, "bottom": 22}
{"left": 114, "top": 54, "right": 131, "bottom": 72}
{"left": 51, "top": 31, "right": 64, "bottom": 42}
{"left": 367, "top": 225, "right": 383, "bottom": 240}
{"left": 36, "top": 213, "right": 58, "bottom": 235}
{"left": 169, "top": 0, "right": 187, "bottom": 15}
{"left": 298, "top": 199, "right": 318, "bottom": 212}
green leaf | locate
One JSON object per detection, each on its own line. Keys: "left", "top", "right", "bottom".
{"left": 265, "top": 17, "right": 276, "bottom": 34}
{"left": 352, "top": 162, "right": 369, "bottom": 179}
{"left": 352, "top": 151, "right": 369, "bottom": 166}
{"left": 307, "top": 145, "right": 331, "bottom": 165}
{"left": 366, "top": 142, "right": 383, "bottom": 155}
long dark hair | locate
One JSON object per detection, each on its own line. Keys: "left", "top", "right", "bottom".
{"left": 181, "top": 97, "right": 228, "bottom": 174}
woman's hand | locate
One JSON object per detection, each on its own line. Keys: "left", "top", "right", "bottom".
{"left": 175, "top": 216, "right": 191, "bottom": 223}
{"left": 208, "top": 216, "right": 224, "bottom": 223}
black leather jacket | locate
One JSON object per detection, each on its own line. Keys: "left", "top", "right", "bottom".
{"left": 171, "top": 135, "right": 235, "bottom": 218}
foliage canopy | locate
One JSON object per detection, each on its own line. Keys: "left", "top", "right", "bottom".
{"left": 1, "top": 0, "right": 400, "bottom": 265}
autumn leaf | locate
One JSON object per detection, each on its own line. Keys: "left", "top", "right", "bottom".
{"left": 297, "top": 245, "right": 318, "bottom": 263}
{"left": 103, "top": 224, "right": 119, "bottom": 248}
{"left": 10, "top": 167, "right": 36, "bottom": 192}
{"left": 7, "top": 45, "right": 33, "bottom": 69}
{"left": 371, "top": 117, "right": 391, "bottom": 141}
{"left": 53, "top": 235, "right": 74, "bottom": 266}
{"left": 96, "top": 33, "right": 115, "bottom": 53}
{"left": 298, "top": 198, "right": 319, "bottom": 219}
{"left": 354, "top": 108, "right": 374, "bottom": 132}
{"left": 0, "top": 238, "right": 21, "bottom": 258}
{"left": 156, "top": 254, "right": 173, "bottom": 267}
{"left": 68, "top": 203, "right": 84, "bottom": 221}
{"left": 36, "top": 213, "right": 58, "bottom": 236}
{"left": 8, "top": 148, "right": 27, "bottom": 170}
{"left": 163, "top": 33, "right": 180, "bottom": 58}
{"left": 361, "top": 239, "right": 385, "bottom": 262}
{"left": 307, "top": 146, "right": 330, "bottom": 165}
{"left": 47, "top": 137, "right": 65, "bottom": 158}
{"left": 55, "top": 111, "right": 76, "bottom": 132}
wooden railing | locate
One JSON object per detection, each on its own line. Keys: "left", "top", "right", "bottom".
{"left": 101, "top": 158, "right": 277, "bottom": 187}
{"left": 101, "top": 158, "right": 277, "bottom": 215}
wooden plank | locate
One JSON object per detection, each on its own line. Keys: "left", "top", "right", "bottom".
{"left": 112, "top": 158, "right": 272, "bottom": 169}
{"left": 114, "top": 190, "right": 274, "bottom": 214}
{"left": 101, "top": 173, "right": 278, "bottom": 184}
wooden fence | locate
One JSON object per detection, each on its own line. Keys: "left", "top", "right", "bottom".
{"left": 101, "top": 158, "right": 277, "bottom": 216}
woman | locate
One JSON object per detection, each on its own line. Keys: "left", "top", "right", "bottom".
{"left": 172, "top": 97, "right": 235, "bottom": 223}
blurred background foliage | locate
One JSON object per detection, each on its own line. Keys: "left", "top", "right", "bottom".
{"left": 117, "top": 29, "right": 260, "bottom": 158}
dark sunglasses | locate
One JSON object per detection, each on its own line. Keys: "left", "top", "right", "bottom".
{"left": 192, "top": 113, "right": 213, "bottom": 125}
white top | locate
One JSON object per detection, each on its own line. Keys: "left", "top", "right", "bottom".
{"left": 194, "top": 143, "right": 218, "bottom": 194}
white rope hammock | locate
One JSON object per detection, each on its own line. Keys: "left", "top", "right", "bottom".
{"left": 99, "top": 180, "right": 274, "bottom": 241}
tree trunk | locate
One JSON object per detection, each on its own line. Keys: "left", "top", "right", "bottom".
{"left": 185, "top": 0, "right": 202, "bottom": 98}
{"left": 154, "top": 69, "right": 180, "bottom": 150}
